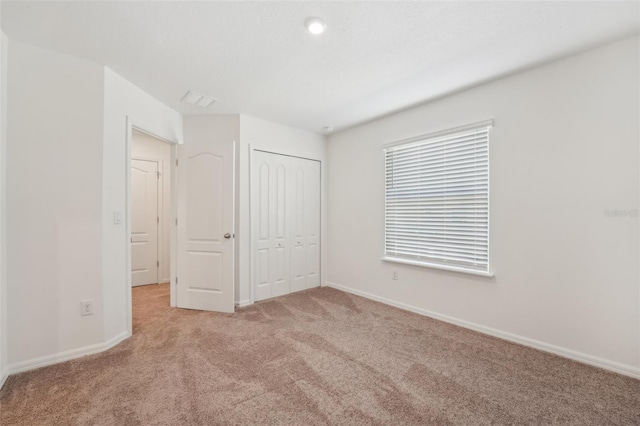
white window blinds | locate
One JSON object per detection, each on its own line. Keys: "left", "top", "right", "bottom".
{"left": 384, "top": 122, "right": 491, "bottom": 275}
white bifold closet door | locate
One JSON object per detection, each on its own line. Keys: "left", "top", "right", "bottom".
{"left": 253, "top": 150, "right": 320, "bottom": 302}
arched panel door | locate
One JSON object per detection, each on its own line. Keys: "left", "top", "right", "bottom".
{"left": 253, "top": 151, "right": 291, "bottom": 301}
{"left": 176, "top": 142, "right": 235, "bottom": 312}
{"left": 252, "top": 150, "right": 320, "bottom": 302}
{"left": 131, "top": 159, "right": 159, "bottom": 287}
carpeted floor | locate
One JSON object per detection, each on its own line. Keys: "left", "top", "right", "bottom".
{"left": 1, "top": 284, "right": 639, "bottom": 425}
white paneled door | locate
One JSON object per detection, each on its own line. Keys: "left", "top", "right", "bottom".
{"left": 131, "top": 159, "right": 159, "bottom": 286}
{"left": 290, "top": 157, "right": 321, "bottom": 293}
{"left": 176, "top": 142, "right": 235, "bottom": 313}
{"left": 252, "top": 151, "right": 320, "bottom": 302}
{"left": 254, "top": 151, "right": 290, "bottom": 301}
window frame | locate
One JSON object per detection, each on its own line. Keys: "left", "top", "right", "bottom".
{"left": 381, "top": 120, "right": 494, "bottom": 278}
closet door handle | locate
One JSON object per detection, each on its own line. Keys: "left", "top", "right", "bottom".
{"left": 224, "top": 233, "right": 232, "bottom": 239}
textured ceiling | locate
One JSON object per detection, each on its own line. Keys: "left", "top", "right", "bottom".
{"left": 2, "top": 1, "right": 638, "bottom": 134}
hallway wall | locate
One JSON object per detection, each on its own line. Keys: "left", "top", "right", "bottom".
{"left": 6, "top": 40, "right": 105, "bottom": 369}
{"left": 3, "top": 40, "right": 183, "bottom": 373}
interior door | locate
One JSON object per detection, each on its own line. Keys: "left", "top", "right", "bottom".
{"left": 302, "top": 158, "right": 321, "bottom": 289}
{"left": 131, "top": 159, "right": 159, "bottom": 286}
{"left": 176, "top": 142, "right": 235, "bottom": 312}
{"left": 290, "top": 157, "right": 321, "bottom": 291}
{"left": 252, "top": 151, "right": 321, "bottom": 301}
{"left": 289, "top": 161, "right": 306, "bottom": 292}
{"left": 253, "top": 151, "right": 290, "bottom": 301}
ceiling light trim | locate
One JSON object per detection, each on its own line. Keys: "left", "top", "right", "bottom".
{"left": 305, "top": 17, "right": 326, "bottom": 35}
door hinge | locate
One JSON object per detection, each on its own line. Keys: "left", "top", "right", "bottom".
{"left": 157, "top": 217, "right": 160, "bottom": 224}
{"left": 175, "top": 218, "right": 178, "bottom": 226}
{"left": 157, "top": 260, "right": 159, "bottom": 267}
{"left": 156, "top": 171, "right": 161, "bottom": 179}
{"left": 176, "top": 159, "right": 178, "bottom": 167}
{"left": 176, "top": 277, "right": 178, "bottom": 284}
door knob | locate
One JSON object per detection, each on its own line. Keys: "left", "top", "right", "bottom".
{"left": 224, "top": 233, "right": 232, "bottom": 239}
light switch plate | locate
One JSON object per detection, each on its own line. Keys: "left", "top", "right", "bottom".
{"left": 113, "top": 210, "right": 123, "bottom": 225}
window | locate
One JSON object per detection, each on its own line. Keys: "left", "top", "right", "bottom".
{"left": 383, "top": 121, "right": 493, "bottom": 276}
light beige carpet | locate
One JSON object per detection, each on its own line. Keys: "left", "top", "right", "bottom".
{"left": 1, "top": 283, "right": 638, "bottom": 425}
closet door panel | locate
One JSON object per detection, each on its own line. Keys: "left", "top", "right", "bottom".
{"left": 253, "top": 151, "right": 320, "bottom": 301}
{"left": 271, "top": 156, "right": 290, "bottom": 297}
{"left": 290, "top": 164, "right": 306, "bottom": 292}
{"left": 304, "top": 159, "right": 321, "bottom": 288}
{"left": 254, "top": 153, "right": 272, "bottom": 301}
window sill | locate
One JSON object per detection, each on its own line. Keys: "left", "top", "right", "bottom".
{"left": 381, "top": 256, "right": 495, "bottom": 278}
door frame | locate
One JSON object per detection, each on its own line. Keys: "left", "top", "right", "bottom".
{"left": 249, "top": 146, "right": 322, "bottom": 305}
{"left": 125, "top": 116, "right": 179, "bottom": 335}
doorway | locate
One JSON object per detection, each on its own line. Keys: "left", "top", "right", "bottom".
{"left": 131, "top": 130, "right": 172, "bottom": 288}
{"left": 126, "top": 124, "right": 237, "bottom": 335}
{"left": 128, "top": 128, "right": 177, "bottom": 335}
{"left": 126, "top": 122, "right": 237, "bottom": 335}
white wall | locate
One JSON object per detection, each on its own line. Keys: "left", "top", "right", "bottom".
{"left": 132, "top": 130, "right": 172, "bottom": 283}
{"left": 327, "top": 36, "right": 639, "bottom": 377}
{"left": 7, "top": 40, "right": 105, "bottom": 368}
{"left": 102, "top": 68, "right": 182, "bottom": 341}
{"left": 1, "top": 42, "right": 182, "bottom": 372}
{"left": 239, "top": 115, "right": 327, "bottom": 305}
{"left": 0, "top": 27, "right": 7, "bottom": 388}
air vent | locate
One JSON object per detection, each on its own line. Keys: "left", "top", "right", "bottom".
{"left": 181, "top": 91, "right": 217, "bottom": 108}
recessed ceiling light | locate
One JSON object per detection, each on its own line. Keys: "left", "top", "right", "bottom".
{"left": 181, "top": 91, "right": 217, "bottom": 108}
{"left": 323, "top": 126, "right": 334, "bottom": 133}
{"left": 306, "top": 17, "right": 326, "bottom": 35}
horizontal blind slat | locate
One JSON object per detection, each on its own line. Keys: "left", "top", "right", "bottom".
{"left": 384, "top": 124, "right": 490, "bottom": 273}
{"left": 387, "top": 143, "right": 488, "bottom": 164}
{"left": 386, "top": 152, "right": 488, "bottom": 172}
{"left": 386, "top": 131, "right": 489, "bottom": 155}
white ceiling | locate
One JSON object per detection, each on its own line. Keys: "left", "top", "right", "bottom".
{"left": 2, "top": 1, "right": 638, "bottom": 134}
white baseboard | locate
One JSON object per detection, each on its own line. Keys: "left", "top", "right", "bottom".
{"left": 6, "top": 331, "right": 130, "bottom": 376}
{"left": 236, "top": 299, "right": 252, "bottom": 308}
{"left": 325, "top": 281, "right": 640, "bottom": 379}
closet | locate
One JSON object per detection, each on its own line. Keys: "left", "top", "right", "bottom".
{"left": 252, "top": 150, "right": 321, "bottom": 301}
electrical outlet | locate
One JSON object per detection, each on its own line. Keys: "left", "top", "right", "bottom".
{"left": 392, "top": 271, "right": 398, "bottom": 280}
{"left": 81, "top": 299, "right": 94, "bottom": 316}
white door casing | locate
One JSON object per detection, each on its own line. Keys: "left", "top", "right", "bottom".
{"left": 252, "top": 150, "right": 320, "bottom": 301}
{"left": 131, "top": 159, "right": 159, "bottom": 286}
{"left": 176, "top": 142, "right": 235, "bottom": 313}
